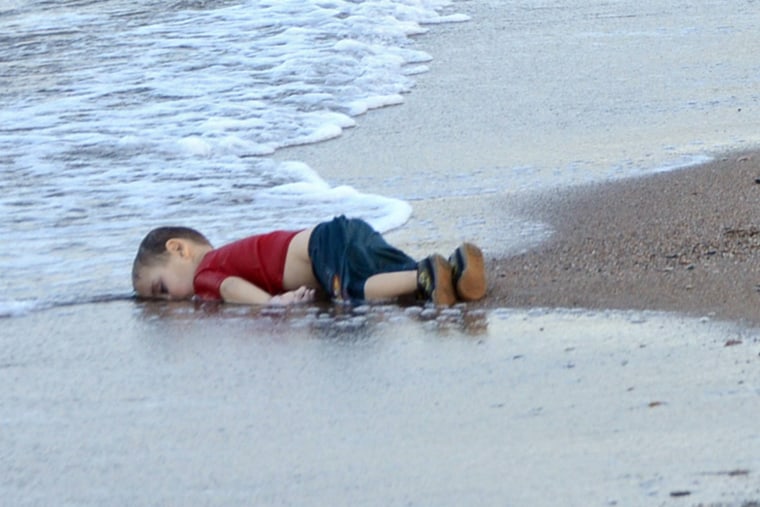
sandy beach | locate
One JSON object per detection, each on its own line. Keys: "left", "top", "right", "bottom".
{"left": 4, "top": 1, "right": 760, "bottom": 506}
{"left": 487, "top": 153, "right": 760, "bottom": 327}
{"left": 2, "top": 301, "right": 758, "bottom": 506}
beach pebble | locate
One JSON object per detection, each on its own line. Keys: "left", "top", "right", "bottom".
{"left": 261, "top": 306, "right": 286, "bottom": 317}
{"left": 352, "top": 305, "right": 370, "bottom": 315}
{"left": 404, "top": 306, "right": 423, "bottom": 317}
{"left": 419, "top": 308, "right": 438, "bottom": 320}
{"left": 439, "top": 308, "right": 462, "bottom": 318}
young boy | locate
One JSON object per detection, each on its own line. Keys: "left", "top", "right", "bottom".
{"left": 132, "top": 215, "right": 486, "bottom": 306}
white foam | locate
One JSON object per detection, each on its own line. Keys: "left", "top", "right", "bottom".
{"left": 0, "top": 300, "right": 43, "bottom": 319}
{"left": 257, "top": 164, "right": 414, "bottom": 232}
{"left": 177, "top": 136, "right": 214, "bottom": 157}
{"left": 649, "top": 154, "right": 713, "bottom": 174}
{"left": 364, "top": 94, "right": 406, "bottom": 111}
{"left": 292, "top": 124, "right": 344, "bottom": 146}
{"left": 218, "top": 136, "right": 276, "bottom": 157}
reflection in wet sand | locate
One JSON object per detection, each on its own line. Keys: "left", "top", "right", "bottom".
{"left": 134, "top": 300, "right": 489, "bottom": 339}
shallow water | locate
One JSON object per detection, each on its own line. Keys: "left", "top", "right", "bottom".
{"left": 0, "top": 0, "right": 465, "bottom": 312}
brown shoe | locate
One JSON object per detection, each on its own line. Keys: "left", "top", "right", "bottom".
{"left": 417, "top": 254, "right": 456, "bottom": 306}
{"left": 449, "top": 243, "right": 486, "bottom": 301}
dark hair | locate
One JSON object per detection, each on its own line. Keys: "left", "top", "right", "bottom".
{"left": 132, "top": 226, "right": 211, "bottom": 282}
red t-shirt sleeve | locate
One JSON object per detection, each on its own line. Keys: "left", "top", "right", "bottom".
{"left": 193, "top": 230, "right": 301, "bottom": 301}
{"left": 194, "top": 269, "right": 229, "bottom": 301}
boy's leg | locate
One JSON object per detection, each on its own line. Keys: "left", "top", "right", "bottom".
{"left": 363, "top": 256, "right": 457, "bottom": 306}
{"left": 308, "top": 216, "right": 458, "bottom": 306}
{"left": 363, "top": 271, "right": 417, "bottom": 300}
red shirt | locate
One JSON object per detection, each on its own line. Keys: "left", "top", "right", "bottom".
{"left": 193, "top": 230, "right": 301, "bottom": 300}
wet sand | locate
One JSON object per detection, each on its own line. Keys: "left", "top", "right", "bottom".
{"left": 485, "top": 152, "right": 760, "bottom": 326}
{"left": 5, "top": 1, "right": 760, "bottom": 505}
{"left": 4, "top": 164, "right": 760, "bottom": 505}
{"left": 2, "top": 301, "right": 759, "bottom": 506}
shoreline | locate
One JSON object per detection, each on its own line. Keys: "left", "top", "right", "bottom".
{"left": 271, "top": 1, "right": 760, "bottom": 329}
{"left": 482, "top": 150, "right": 760, "bottom": 327}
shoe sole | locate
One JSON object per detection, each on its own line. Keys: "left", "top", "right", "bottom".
{"left": 430, "top": 254, "right": 457, "bottom": 306}
{"left": 451, "top": 243, "right": 486, "bottom": 301}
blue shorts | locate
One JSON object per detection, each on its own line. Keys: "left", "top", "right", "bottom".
{"left": 308, "top": 216, "right": 417, "bottom": 302}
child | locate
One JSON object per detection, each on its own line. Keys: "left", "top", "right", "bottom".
{"left": 132, "top": 215, "right": 486, "bottom": 306}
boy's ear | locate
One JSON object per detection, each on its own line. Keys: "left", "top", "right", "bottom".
{"left": 165, "top": 238, "right": 189, "bottom": 257}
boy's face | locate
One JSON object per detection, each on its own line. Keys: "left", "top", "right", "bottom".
{"left": 133, "top": 249, "right": 196, "bottom": 301}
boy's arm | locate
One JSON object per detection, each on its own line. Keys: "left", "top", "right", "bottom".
{"left": 219, "top": 276, "right": 274, "bottom": 305}
{"left": 219, "top": 276, "right": 315, "bottom": 305}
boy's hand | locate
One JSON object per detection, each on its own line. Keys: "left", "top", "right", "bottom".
{"left": 269, "top": 286, "right": 315, "bottom": 306}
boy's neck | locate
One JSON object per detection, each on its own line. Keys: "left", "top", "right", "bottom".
{"left": 192, "top": 244, "right": 214, "bottom": 269}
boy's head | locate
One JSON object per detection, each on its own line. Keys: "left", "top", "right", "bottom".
{"left": 132, "top": 226, "right": 212, "bottom": 300}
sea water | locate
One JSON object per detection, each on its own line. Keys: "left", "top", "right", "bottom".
{"left": 4, "top": 1, "right": 760, "bottom": 317}
{"left": 0, "top": 0, "right": 467, "bottom": 314}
